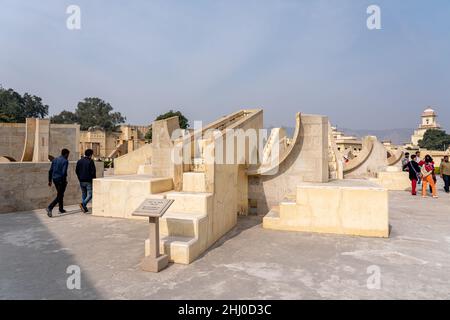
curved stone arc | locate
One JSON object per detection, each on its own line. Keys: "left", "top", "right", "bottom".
{"left": 343, "top": 136, "right": 375, "bottom": 174}
{"left": 387, "top": 149, "right": 404, "bottom": 166}
{"left": 0, "top": 155, "right": 17, "bottom": 162}
{"left": 247, "top": 113, "right": 301, "bottom": 176}
{"left": 20, "top": 118, "right": 37, "bottom": 162}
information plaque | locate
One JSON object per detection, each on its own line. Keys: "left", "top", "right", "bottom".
{"left": 132, "top": 199, "right": 174, "bottom": 218}
{"left": 132, "top": 198, "right": 174, "bottom": 272}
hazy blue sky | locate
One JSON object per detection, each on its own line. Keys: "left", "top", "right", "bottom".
{"left": 1, "top": 0, "right": 449, "bottom": 130}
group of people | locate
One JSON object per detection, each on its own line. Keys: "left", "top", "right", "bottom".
{"left": 46, "top": 148, "right": 96, "bottom": 217}
{"left": 402, "top": 151, "right": 450, "bottom": 198}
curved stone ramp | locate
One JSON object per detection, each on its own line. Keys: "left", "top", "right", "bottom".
{"left": 0, "top": 156, "right": 17, "bottom": 162}
{"left": 20, "top": 118, "right": 36, "bottom": 162}
{"left": 247, "top": 113, "right": 301, "bottom": 176}
{"left": 247, "top": 113, "right": 330, "bottom": 215}
{"left": 344, "top": 137, "right": 391, "bottom": 179}
{"left": 343, "top": 136, "right": 375, "bottom": 175}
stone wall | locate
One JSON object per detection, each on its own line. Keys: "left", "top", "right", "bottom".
{"left": 49, "top": 124, "right": 80, "bottom": 161}
{"left": 0, "top": 161, "right": 103, "bottom": 214}
{"left": 0, "top": 123, "right": 26, "bottom": 161}
{"left": 0, "top": 122, "right": 80, "bottom": 161}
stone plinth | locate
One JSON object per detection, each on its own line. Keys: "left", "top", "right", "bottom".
{"left": 370, "top": 171, "right": 411, "bottom": 191}
{"left": 263, "top": 179, "right": 389, "bottom": 238}
{"left": 92, "top": 175, "right": 173, "bottom": 219}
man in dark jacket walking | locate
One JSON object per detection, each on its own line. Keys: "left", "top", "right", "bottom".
{"left": 47, "top": 148, "right": 70, "bottom": 217}
{"left": 406, "top": 154, "right": 421, "bottom": 196}
{"left": 76, "top": 149, "right": 96, "bottom": 213}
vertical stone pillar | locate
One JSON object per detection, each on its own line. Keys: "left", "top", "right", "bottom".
{"left": 141, "top": 216, "right": 169, "bottom": 273}
{"left": 33, "top": 119, "right": 50, "bottom": 162}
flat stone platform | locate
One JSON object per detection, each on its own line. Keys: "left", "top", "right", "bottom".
{"left": 1, "top": 186, "right": 449, "bottom": 299}
{"left": 264, "top": 179, "right": 389, "bottom": 237}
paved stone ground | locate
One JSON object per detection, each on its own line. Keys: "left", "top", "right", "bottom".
{"left": 1, "top": 186, "right": 450, "bottom": 300}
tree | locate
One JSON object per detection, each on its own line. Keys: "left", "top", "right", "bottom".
{"left": 51, "top": 97, "right": 126, "bottom": 131}
{"left": 145, "top": 110, "right": 190, "bottom": 141}
{"left": 50, "top": 110, "right": 79, "bottom": 124}
{"left": 0, "top": 87, "right": 49, "bottom": 122}
{"left": 419, "top": 129, "right": 450, "bottom": 151}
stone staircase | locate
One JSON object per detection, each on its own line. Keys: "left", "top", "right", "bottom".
{"left": 144, "top": 165, "right": 213, "bottom": 264}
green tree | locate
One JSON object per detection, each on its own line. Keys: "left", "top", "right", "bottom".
{"left": 51, "top": 97, "right": 126, "bottom": 131}
{"left": 0, "top": 87, "right": 49, "bottom": 122}
{"left": 145, "top": 110, "right": 189, "bottom": 141}
{"left": 50, "top": 110, "right": 79, "bottom": 124}
{"left": 419, "top": 129, "right": 450, "bottom": 151}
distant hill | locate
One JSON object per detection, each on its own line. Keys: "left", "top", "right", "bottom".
{"left": 340, "top": 128, "right": 414, "bottom": 145}
{"left": 269, "top": 126, "right": 414, "bottom": 146}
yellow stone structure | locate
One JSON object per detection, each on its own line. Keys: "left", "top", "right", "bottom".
{"left": 92, "top": 109, "right": 391, "bottom": 265}
{"left": 331, "top": 126, "right": 363, "bottom": 159}
{"left": 263, "top": 180, "right": 389, "bottom": 238}
{"left": 79, "top": 125, "right": 149, "bottom": 160}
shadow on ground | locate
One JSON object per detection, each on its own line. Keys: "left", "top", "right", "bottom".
{"left": 0, "top": 211, "right": 100, "bottom": 299}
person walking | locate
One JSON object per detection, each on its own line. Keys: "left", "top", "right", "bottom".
{"left": 415, "top": 151, "right": 422, "bottom": 163}
{"left": 421, "top": 155, "right": 438, "bottom": 198}
{"left": 46, "top": 149, "right": 70, "bottom": 217}
{"left": 406, "top": 154, "right": 421, "bottom": 196}
{"left": 75, "top": 149, "right": 96, "bottom": 213}
{"left": 402, "top": 152, "right": 410, "bottom": 172}
{"left": 440, "top": 155, "right": 450, "bottom": 193}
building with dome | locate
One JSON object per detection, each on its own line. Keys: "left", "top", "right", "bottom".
{"left": 410, "top": 107, "right": 442, "bottom": 147}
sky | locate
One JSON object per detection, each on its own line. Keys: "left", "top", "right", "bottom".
{"left": 1, "top": 0, "right": 449, "bottom": 131}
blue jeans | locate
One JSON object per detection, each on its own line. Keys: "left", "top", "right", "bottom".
{"left": 80, "top": 182, "right": 93, "bottom": 207}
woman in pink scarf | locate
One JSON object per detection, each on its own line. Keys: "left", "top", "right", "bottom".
{"left": 419, "top": 155, "right": 438, "bottom": 198}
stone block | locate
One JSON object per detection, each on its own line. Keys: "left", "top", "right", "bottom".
{"left": 263, "top": 179, "right": 389, "bottom": 238}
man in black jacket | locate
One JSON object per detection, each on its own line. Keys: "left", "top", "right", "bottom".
{"left": 47, "top": 148, "right": 70, "bottom": 217}
{"left": 76, "top": 149, "right": 96, "bottom": 213}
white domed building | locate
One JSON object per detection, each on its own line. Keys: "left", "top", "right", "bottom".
{"left": 410, "top": 107, "right": 441, "bottom": 146}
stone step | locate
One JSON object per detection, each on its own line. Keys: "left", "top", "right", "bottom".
{"left": 149, "top": 177, "right": 173, "bottom": 194}
{"left": 280, "top": 202, "right": 297, "bottom": 220}
{"left": 262, "top": 208, "right": 281, "bottom": 229}
{"left": 159, "top": 211, "right": 208, "bottom": 238}
{"left": 182, "top": 172, "right": 207, "bottom": 192}
{"left": 165, "top": 191, "right": 213, "bottom": 215}
{"left": 281, "top": 194, "right": 296, "bottom": 203}
{"left": 144, "top": 235, "right": 205, "bottom": 265}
